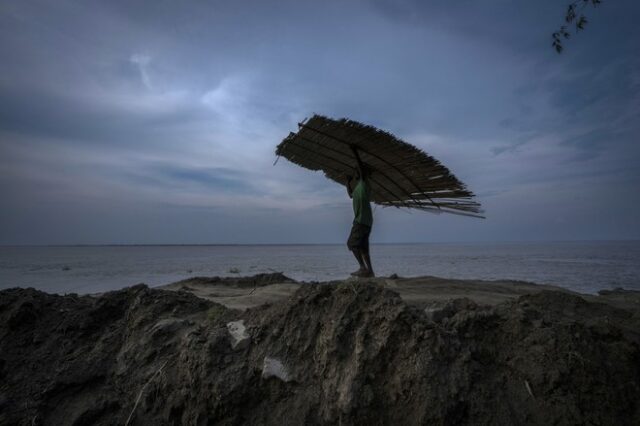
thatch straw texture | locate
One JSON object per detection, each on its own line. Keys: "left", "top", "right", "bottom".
{"left": 275, "top": 115, "right": 484, "bottom": 217}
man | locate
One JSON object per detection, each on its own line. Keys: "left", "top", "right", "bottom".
{"left": 346, "top": 146, "right": 374, "bottom": 278}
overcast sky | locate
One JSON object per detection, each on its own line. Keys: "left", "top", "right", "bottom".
{"left": 1, "top": 0, "right": 639, "bottom": 244}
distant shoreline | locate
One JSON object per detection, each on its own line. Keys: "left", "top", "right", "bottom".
{"left": 2, "top": 239, "right": 639, "bottom": 248}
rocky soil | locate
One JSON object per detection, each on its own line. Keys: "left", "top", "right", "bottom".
{"left": 1, "top": 275, "right": 639, "bottom": 425}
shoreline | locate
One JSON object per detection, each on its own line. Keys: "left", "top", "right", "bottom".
{"left": 3, "top": 239, "right": 640, "bottom": 247}
{"left": 158, "top": 273, "right": 640, "bottom": 312}
{"left": 3, "top": 241, "right": 639, "bottom": 296}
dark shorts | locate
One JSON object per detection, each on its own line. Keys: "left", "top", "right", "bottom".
{"left": 347, "top": 221, "right": 371, "bottom": 251}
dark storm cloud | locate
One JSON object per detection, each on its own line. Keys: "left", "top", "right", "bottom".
{"left": 0, "top": 0, "right": 639, "bottom": 244}
{"left": 0, "top": 82, "right": 209, "bottom": 146}
{"left": 143, "top": 165, "right": 256, "bottom": 193}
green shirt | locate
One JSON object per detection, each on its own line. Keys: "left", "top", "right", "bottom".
{"left": 352, "top": 178, "right": 373, "bottom": 227}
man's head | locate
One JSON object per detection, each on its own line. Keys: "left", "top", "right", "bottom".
{"left": 356, "top": 165, "right": 372, "bottom": 180}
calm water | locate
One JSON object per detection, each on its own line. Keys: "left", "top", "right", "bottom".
{"left": 0, "top": 242, "right": 639, "bottom": 295}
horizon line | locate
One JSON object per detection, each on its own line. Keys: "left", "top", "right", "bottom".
{"left": 1, "top": 239, "right": 640, "bottom": 248}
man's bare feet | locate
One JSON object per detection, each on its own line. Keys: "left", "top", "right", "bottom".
{"left": 352, "top": 269, "right": 374, "bottom": 278}
{"left": 351, "top": 268, "right": 366, "bottom": 277}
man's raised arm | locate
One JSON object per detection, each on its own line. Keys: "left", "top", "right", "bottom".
{"left": 346, "top": 175, "right": 354, "bottom": 198}
{"left": 350, "top": 145, "right": 365, "bottom": 178}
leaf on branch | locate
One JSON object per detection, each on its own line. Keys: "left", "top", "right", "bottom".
{"left": 576, "top": 15, "right": 588, "bottom": 30}
{"left": 551, "top": 0, "right": 603, "bottom": 52}
{"left": 566, "top": 4, "right": 577, "bottom": 23}
{"left": 552, "top": 39, "right": 564, "bottom": 53}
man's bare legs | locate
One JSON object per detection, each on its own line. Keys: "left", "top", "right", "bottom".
{"left": 361, "top": 248, "right": 374, "bottom": 277}
{"left": 350, "top": 248, "right": 366, "bottom": 275}
{"left": 350, "top": 247, "right": 374, "bottom": 277}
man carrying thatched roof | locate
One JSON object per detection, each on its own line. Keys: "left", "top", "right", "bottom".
{"left": 346, "top": 147, "right": 374, "bottom": 278}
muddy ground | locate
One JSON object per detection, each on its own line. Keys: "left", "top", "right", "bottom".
{"left": 1, "top": 273, "right": 639, "bottom": 425}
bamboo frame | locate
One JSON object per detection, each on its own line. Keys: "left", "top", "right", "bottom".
{"left": 275, "top": 115, "right": 484, "bottom": 218}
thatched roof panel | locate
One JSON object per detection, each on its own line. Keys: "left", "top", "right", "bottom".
{"left": 276, "top": 115, "right": 484, "bottom": 217}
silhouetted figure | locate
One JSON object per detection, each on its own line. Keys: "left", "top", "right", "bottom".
{"left": 346, "top": 146, "right": 374, "bottom": 278}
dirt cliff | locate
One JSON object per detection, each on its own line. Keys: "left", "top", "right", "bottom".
{"left": 1, "top": 278, "right": 639, "bottom": 425}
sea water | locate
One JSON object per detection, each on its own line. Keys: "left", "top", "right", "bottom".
{"left": 0, "top": 241, "right": 639, "bottom": 295}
